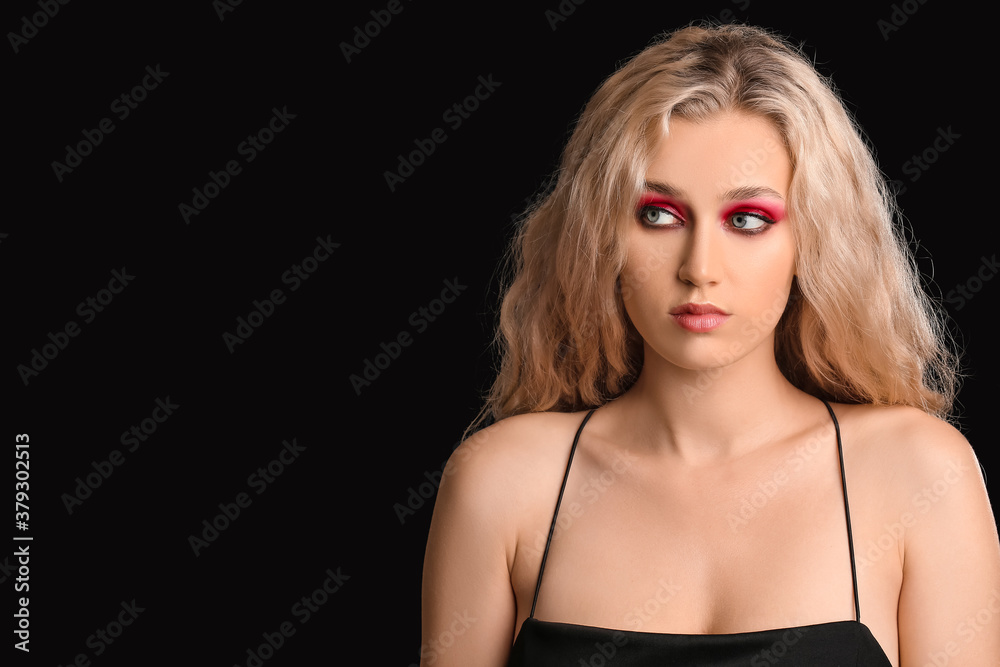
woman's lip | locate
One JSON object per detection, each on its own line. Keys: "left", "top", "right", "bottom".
{"left": 669, "top": 303, "right": 728, "bottom": 315}
{"left": 671, "top": 313, "right": 730, "bottom": 332}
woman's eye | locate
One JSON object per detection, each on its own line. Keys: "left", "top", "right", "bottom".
{"left": 639, "top": 206, "right": 682, "bottom": 226}
{"left": 729, "top": 212, "right": 773, "bottom": 231}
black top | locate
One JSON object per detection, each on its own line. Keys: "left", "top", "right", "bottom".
{"left": 507, "top": 401, "right": 893, "bottom": 666}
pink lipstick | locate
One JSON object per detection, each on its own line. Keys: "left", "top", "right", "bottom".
{"left": 670, "top": 303, "right": 730, "bottom": 332}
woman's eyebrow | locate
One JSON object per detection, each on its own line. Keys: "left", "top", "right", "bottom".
{"left": 641, "top": 180, "right": 684, "bottom": 198}
{"left": 720, "top": 184, "right": 785, "bottom": 202}
{"left": 642, "top": 180, "right": 784, "bottom": 202}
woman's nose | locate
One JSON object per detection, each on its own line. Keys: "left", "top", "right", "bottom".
{"left": 677, "top": 222, "right": 723, "bottom": 286}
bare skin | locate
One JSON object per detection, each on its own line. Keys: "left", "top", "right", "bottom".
{"left": 420, "top": 112, "right": 1000, "bottom": 667}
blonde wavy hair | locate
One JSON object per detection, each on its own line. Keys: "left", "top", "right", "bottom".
{"left": 471, "top": 23, "right": 959, "bottom": 433}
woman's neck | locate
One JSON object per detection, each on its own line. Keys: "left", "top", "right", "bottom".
{"left": 610, "top": 339, "right": 817, "bottom": 465}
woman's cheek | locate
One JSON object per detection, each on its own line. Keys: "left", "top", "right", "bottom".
{"left": 617, "top": 272, "right": 635, "bottom": 302}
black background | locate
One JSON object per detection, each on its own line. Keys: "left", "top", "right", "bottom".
{"left": 4, "top": 1, "right": 994, "bottom": 664}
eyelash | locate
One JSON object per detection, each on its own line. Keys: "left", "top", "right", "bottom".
{"left": 636, "top": 205, "right": 777, "bottom": 237}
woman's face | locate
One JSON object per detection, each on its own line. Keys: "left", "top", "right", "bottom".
{"left": 620, "top": 110, "right": 796, "bottom": 373}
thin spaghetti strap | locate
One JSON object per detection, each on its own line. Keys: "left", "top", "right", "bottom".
{"left": 822, "top": 399, "right": 862, "bottom": 624}
{"left": 528, "top": 409, "right": 597, "bottom": 619}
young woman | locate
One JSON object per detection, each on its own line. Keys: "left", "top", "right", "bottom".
{"left": 421, "top": 23, "right": 1000, "bottom": 666}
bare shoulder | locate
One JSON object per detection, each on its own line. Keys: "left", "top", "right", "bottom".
{"left": 834, "top": 404, "right": 982, "bottom": 494}
{"left": 831, "top": 407, "right": 1000, "bottom": 662}
{"left": 832, "top": 402, "right": 995, "bottom": 553}
{"left": 449, "top": 410, "right": 590, "bottom": 464}
{"left": 436, "top": 410, "right": 595, "bottom": 548}
{"left": 422, "top": 412, "right": 596, "bottom": 666}
{"left": 443, "top": 410, "right": 592, "bottom": 505}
